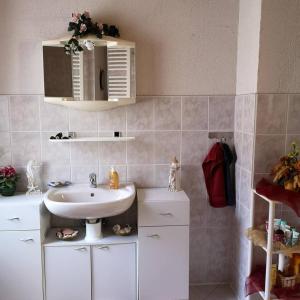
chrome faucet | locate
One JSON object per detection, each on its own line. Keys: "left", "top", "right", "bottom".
{"left": 89, "top": 173, "right": 97, "bottom": 188}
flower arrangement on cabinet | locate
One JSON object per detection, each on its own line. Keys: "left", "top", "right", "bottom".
{"left": 272, "top": 142, "right": 300, "bottom": 192}
{"left": 0, "top": 166, "right": 18, "bottom": 196}
{"left": 64, "top": 11, "right": 120, "bottom": 55}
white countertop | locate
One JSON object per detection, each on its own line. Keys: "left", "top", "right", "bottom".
{"left": 0, "top": 193, "right": 44, "bottom": 207}
{"left": 137, "top": 188, "right": 190, "bottom": 203}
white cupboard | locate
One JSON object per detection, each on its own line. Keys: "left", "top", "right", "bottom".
{"left": 44, "top": 236, "right": 137, "bottom": 300}
{"left": 92, "top": 243, "right": 136, "bottom": 300}
{"left": 0, "top": 194, "right": 44, "bottom": 300}
{"left": 137, "top": 188, "right": 190, "bottom": 300}
{"left": 44, "top": 246, "right": 91, "bottom": 300}
{"left": 0, "top": 231, "right": 43, "bottom": 300}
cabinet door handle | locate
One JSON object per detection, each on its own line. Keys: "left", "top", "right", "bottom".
{"left": 159, "top": 213, "right": 173, "bottom": 217}
{"left": 8, "top": 217, "right": 20, "bottom": 221}
{"left": 20, "top": 238, "right": 34, "bottom": 242}
{"left": 74, "top": 247, "right": 87, "bottom": 252}
{"left": 147, "top": 234, "right": 160, "bottom": 239}
{"left": 97, "top": 245, "right": 110, "bottom": 250}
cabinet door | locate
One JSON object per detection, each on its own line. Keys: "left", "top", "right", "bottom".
{"left": 139, "top": 226, "right": 189, "bottom": 300}
{"left": 92, "top": 243, "right": 136, "bottom": 300}
{"left": 45, "top": 245, "right": 91, "bottom": 300}
{"left": 0, "top": 230, "right": 43, "bottom": 300}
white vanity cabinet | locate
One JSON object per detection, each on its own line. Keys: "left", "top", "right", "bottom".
{"left": 44, "top": 245, "right": 91, "bottom": 300}
{"left": 0, "top": 194, "right": 45, "bottom": 300}
{"left": 44, "top": 233, "right": 137, "bottom": 300}
{"left": 92, "top": 243, "right": 136, "bottom": 300}
{"left": 137, "top": 188, "right": 190, "bottom": 300}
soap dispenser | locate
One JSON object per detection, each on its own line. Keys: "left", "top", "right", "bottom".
{"left": 109, "top": 167, "right": 119, "bottom": 189}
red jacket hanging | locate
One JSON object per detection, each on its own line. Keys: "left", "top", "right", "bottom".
{"left": 202, "top": 143, "right": 227, "bottom": 208}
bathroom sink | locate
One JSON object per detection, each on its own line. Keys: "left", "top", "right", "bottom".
{"left": 44, "top": 183, "right": 135, "bottom": 219}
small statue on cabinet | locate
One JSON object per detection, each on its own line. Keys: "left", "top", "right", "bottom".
{"left": 168, "top": 157, "right": 181, "bottom": 192}
{"left": 26, "top": 160, "right": 41, "bottom": 195}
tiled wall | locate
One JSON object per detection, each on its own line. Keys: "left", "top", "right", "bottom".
{"left": 232, "top": 94, "right": 256, "bottom": 300}
{"left": 254, "top": 94, "right": 300, "bottom": 228}
{"left": 232, "top": 94, "right": 300, "bottom": 299}
{"left": 0, "top": 94, "right": 235, "bottom": 284}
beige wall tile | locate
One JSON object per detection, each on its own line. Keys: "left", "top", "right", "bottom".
{"left": 127, "top": 97, "right": 154, "bottom": 130}
{"left": 256, "top": 94, "right": 288, "bottom": 134}
{"left": 287, "top": 95, "right": 300, "bottom": 134}
{"left": 69, "top": 109, "right": 98, "bottom": 132}
{"left": 41, "top": 132, "right": 70, "bottom": 165}
{"left": 98, "top": 107, "right": 126, "bottom": 132}
{"left": 182, "top": 131, "right": 208, "bottom": 165}
{"left": 40, "top": 100, "right": 69, "bottom": 132}
{"left": 10, "top": 95, "right": 40, "bottom": 131}
{"left": 154, "top": 164, "right": 170, "bottom": 188}
{"left": 154, "top": 131, "right": 180, "bottom": 164}
{"left": 234, "top": 95, "right": 244, "bottom": 132}
{"left": 254, "top": 134, "right": 285, "bottom": 174}
{"left": 0, "top": 96, "right": 9, "bottom": 131}
{"left": 11, "top": 132, "right": 41, "bottom": 165}
{"left": 70, "top": 135, "right": 99, "bottom": 166}
{"left": 71, "top": 165, "right": 99, "bottom": 184}
{"left": 182, "top": 96, "right": 208, "bottom": 130}
{"left": 242, "top": 133, "right": 254, "bottom": 171}
{"left": 243, "top": 94, "right": 256, "bottom": 134}
{"left": 209, "top": 96, "right": 235, "bottom": 131}
{"left": 99, "top": 141, "right": 126, "bottom": 165}
{"left": 127, "top": 131, "right": 154, "bottom": 164}
{"left": 0, "top": 132, "right": 11, "bottom": 166}
{"left": 154, "top": 97, "right": 181, "bottom": 130}
{"left": 127, "top": 165, "right": 155, "bottom": 188}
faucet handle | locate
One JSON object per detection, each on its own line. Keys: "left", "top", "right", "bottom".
{"left": 89, "top": 173, "right": 97, "bottom": 187}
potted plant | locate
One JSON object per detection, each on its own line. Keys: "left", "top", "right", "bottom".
{"left": 0, "top": 166, "right": 18, "bottom": 196}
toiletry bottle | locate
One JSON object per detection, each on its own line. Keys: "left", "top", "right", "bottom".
{"left": 109, "top": 167, "right": 119, "bottom": 189}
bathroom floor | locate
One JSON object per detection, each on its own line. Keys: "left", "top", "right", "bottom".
{"left": 190, "top": 284, "right": 235, "bottom": 300}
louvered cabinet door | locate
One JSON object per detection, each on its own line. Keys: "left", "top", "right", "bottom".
{"left": 107, "top": 46, "right": 135, "bottom": 99}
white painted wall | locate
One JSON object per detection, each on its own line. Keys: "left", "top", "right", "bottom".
{"left": 257, "top": 0, "right": 300, "bottom": 93}
{"left": 0, "top": 0, "right": 239, "bottom": 96}
{"left": 236, "top": 0, "right": 262, "bottom": 95}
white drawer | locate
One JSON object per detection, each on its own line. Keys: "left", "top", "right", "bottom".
{"left": 138, "top": 201, "right": 189, "bottom": 227}
{"left": 0, "top": 204, "right": 41, "bottom": 230}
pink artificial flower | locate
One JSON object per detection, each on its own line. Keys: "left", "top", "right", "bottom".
{"left": 0, "top": 166, "right": 17, "bottom": 178}
{"left": 83, "top": 11, "right": 90, "bottom": 18}
{"left": 80, "top": 23, "right": 87, "bottom": 33}
{"left": 72, "top": 13, "right": 81, "bottom": 23}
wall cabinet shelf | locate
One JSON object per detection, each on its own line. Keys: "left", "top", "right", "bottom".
{"left": 49, "top": 136, "right": 135, "bottom": 143}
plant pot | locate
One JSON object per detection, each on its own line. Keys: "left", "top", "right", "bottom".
{"left": 0, "top": 184, "right": 16, "bottom": 197}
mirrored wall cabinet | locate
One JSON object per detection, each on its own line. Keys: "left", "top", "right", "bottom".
{"left": 42, "top": 35, "right": 136, "bottom": 111}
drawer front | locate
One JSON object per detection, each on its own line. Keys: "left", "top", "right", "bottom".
{"left": 138, "top": 201, "right": 189, "bottom": 226}
{"left": 0, "top": 204, "right": 40, "bottom": 230}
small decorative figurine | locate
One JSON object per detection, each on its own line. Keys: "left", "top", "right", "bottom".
{"left": 168, "top": 157, "right": 181, "bottom": 192}
{"left": 26, "top": 160, "right": 41, "bottom": 195}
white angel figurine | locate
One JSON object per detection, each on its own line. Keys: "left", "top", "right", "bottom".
{"left": 26, "top": 160, "right": 41, "bottom": 195}
{"left": 168, "top": 157, "right": 181, "bottom": 192}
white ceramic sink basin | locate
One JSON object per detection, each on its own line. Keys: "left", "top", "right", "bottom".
{"left": 44, "top": 183, "right": 136, "bottom": 219}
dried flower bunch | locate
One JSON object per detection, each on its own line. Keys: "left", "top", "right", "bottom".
{"left": 64, "top": 11, "right": 120, "bottom": 55}
{"left": 272, "top": 142, "right": 300, "bottom": 192}
{"left": 0, "top": 166, "right": 18, "bottom": 190}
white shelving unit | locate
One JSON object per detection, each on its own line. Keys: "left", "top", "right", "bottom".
{"left": 49, "top": 136, "right": 135, "bottom": 143}
{"left": 248, "top": 189, "right": 300, "bottom": 300}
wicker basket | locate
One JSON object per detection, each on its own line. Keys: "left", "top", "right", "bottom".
{"left": 278, "top": 273, "right": 296, "bottom": 288}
